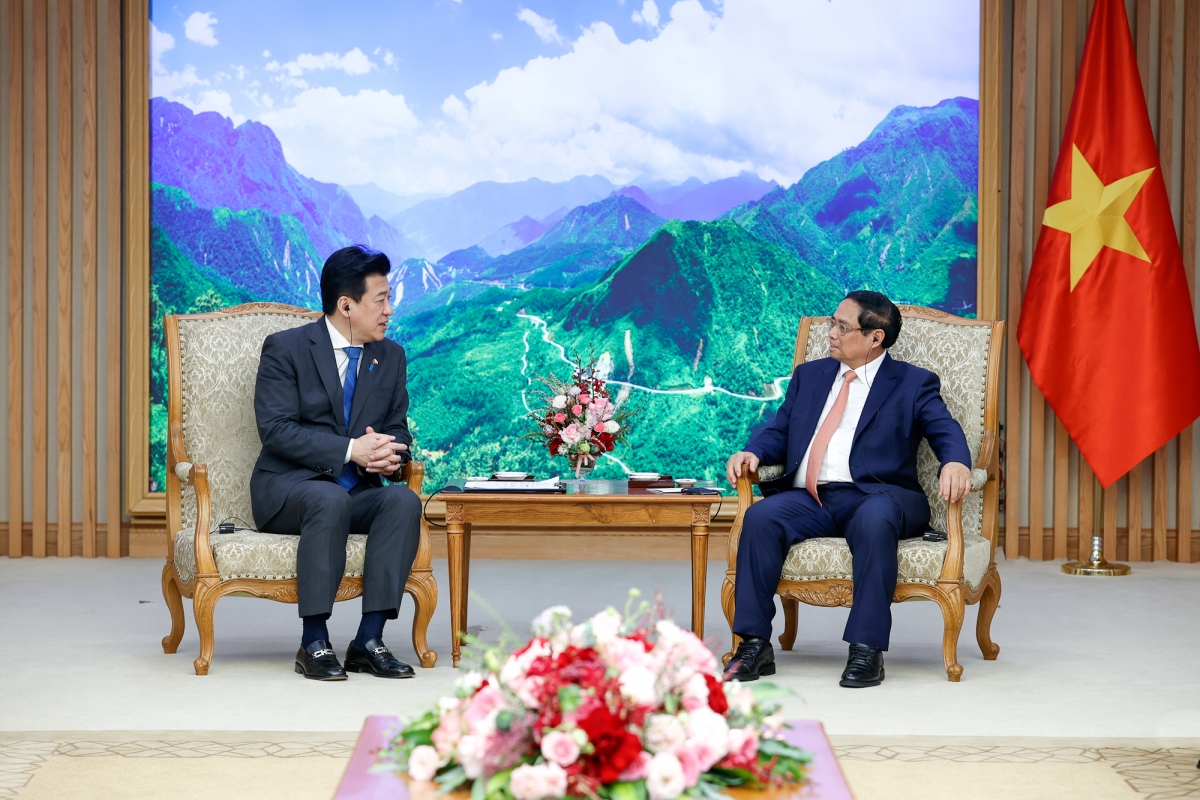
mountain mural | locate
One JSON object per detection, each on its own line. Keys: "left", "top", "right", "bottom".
{"left": 148, "top": 95, "right": 979, "bottom": 490}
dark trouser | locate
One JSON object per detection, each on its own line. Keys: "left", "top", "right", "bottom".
{"left": 262, "top": 478, "right": 422, "bottom": 619}
{"left": 732, "top": 483, "right": 927, "bottom": 651}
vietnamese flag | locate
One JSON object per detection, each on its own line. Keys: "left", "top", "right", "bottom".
{"left": 1018, "top": 0, "right": 1200, "bottom": 488}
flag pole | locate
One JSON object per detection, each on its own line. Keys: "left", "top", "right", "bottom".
{"left": 1062, "top": 474, "right": 1130, "bottom": 576}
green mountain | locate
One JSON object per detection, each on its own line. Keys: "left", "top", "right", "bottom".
{"left": 478, "top": 195, "right": 667, "bottom": 287}
{"left": 727, "top": 97, "right": 978, "bottom": 313}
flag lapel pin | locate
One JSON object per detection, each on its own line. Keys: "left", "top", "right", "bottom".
{"left": 369, "top": 358, "right": 378, "bottom": 372}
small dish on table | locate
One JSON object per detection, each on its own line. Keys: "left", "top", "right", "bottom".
{"left": 628, "top": 472, "right": 661, "bottom": 481}
{"left": 675, "top": 478, "right": 698, "bottom": 487}
{"left": 493, "top": 471, "right": 530, "bottom": 480}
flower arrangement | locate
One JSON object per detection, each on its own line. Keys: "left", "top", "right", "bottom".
{"left": 386, "top": 598, "right": 810, "bottom": 800}
{"left": 525, "top": 353, "right": 636, "bottom": 477}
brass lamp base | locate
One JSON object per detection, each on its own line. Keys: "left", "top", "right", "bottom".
{"left": 1062, "top": 559, "right": 1131, "bottom": 576}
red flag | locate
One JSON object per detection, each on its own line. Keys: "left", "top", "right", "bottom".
{"left": 1017, "top": 0, "right": 1200, "bottom": 488}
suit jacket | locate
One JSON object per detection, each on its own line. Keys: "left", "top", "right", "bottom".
{"left": 744, "top": 353, "right": 971, "bottom": 529}
{"left": 250, "top": 319, "right": 413, "bottom": 528}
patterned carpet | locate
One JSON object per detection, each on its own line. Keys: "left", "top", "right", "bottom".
{"left": 2, "top": 735, "right": 1197, "bottom": 799}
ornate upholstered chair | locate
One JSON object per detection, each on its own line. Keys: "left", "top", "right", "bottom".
{"left": 159, "top": 303, "right": 438, "bottom": 675}
{"left": 720, "top": 306, "right": 1004, "bottom": 681}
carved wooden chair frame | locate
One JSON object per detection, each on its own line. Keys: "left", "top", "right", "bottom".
{"left": 720, "top": 305, "right": 1005, "bottom": 681}
{"left": 159, "top": 303, "right": 438, "bottom": 675}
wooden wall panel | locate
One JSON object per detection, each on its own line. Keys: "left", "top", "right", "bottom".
{"left": 1, "top": 0, "right": 124, "bottom": 559}
{"left": 6, "top": 0, "right": 24, "bottom": 558}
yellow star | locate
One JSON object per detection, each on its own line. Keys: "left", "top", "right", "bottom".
{"left": 1043, "top": 145, "right": 1155, "bottom": 290}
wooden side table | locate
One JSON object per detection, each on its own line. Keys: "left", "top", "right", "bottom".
{"left": 433, "top": 481, "right": 725, "bottom": 666}
{"left": 335, "top": 716, "right": 854, "bottom": 800}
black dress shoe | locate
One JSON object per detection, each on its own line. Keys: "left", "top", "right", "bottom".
{"left": 723, "top": 636, "right": 776, "bottom": 682}
{"left": 839, "top": 643, "right": 885, "bottom": 688}
{"left": 295, "top": 639, "right": 347, "bottom": 681}
{"left": 344, "top": 638, "right": 415, "bottom": 679}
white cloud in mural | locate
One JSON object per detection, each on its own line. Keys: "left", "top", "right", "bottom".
{"left": 184, "top": 11, "right": 219, "bottom": 46}
{"left": 151, "top": 21, "right": 243, "bottom": 120}
{"left": 267, "top": 47, "right": 375, "bottom": 77}
{"left": 631, "top": 1, "right": 660, "bottom": 28}
{"left": 229, "top": 0, "right": 975, "bottom": 195}
{"left": 517, "top": 8, "right": 563, "bottom": 45}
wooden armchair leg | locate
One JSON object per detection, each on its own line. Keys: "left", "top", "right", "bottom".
{"left": 778, "top": 597, "right": 799, "bottom": 651}
{"left": 192, "top": 579, "right": 220, "bottom": 676}
{"left": 720, "top": 573, "right": 739, "bottom": 665}
{"left": 937, "top": 584, "right": 965, "bottom": 682}
{"left": 405, "top": 571, "right": 439, "bottom": 668}
{"left": 161, "top": 564, "right": 186, "bottom": 655}
{"left": 975, "top": 568, "right": 1001, "bottom": 660}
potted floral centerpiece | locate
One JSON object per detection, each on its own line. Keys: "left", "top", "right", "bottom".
{"left": 385, "top": 599, "right": 810, "bottom": 800}
{"left": 525, "top": 354, "right": 635, "bottom": 478}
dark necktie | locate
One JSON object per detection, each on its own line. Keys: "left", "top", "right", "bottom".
{"left": 336, "top": 346, "right": 362, "bottom": 492}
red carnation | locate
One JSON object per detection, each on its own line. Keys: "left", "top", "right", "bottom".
{"left": 704, "top": 673, "right": 729, "bottom": 714}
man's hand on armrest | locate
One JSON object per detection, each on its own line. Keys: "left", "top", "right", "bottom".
{"left": 939, "top": 462, "right": 971, "bottom": 503}
{"left": 351, "top": 426, "right": 409, "bottom": 475}
{"left": 725, "top": 451, "right": 761, "bottom": 488}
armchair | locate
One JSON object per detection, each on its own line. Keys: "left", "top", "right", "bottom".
{"left": 720, "top": 306, "right": 1004, "bottom": 681}
{"left": 159, "top": 303, "right": 438, "bottom": 675}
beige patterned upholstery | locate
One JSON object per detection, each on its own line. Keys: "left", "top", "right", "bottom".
{"left": 781, "top": 532, "right": 992, "bottom": 590}
{"left": 174, "top": 530, "right": 368, "bottom": 583}
{"left": 770, "top": 316, "right": 994, "bottom": 583}
{"left": 175, "top": 312, "right": 314, "bottom": 537}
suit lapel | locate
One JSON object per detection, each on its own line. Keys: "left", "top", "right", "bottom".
{"left": 347, "top": 340, "right": 380, "bottom": 433}
{"left": 794, "top": 359, "right": 839, "bottom": 461}
{"left": 308, "top": 321, "right": 345, "bottom": 434}
{"left": 853, "top": 353, "right": 899, "bottom": 445}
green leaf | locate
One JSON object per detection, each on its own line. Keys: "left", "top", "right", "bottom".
{"left": 470, "top": 774, "right": 487, "bottom": 800}
{"left": 496, "top": 710, "right": 515, "bottom": 731}
{"left": 610, "top": 780, "right": 648, "bottom": 800}
{"left": 662, "top": 693, "right": 679, "bottom": 715}
{"left": 558, "top": 684, "right": 584, "bottom": 714}
{"left": 747, "top": 682, "right": 795, "bottom": 703}
{"left": 436, "top": 766, "right": 469, "bottom": 795}
{"left": 757, "top": 738, "right": 811, "bottom": 763}
{"left": 487, "top": 768, "right": 513, "bottom": 799}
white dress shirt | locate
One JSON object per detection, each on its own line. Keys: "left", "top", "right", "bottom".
{"left": 793, "top": 353, "right": 888, "bottom": 490}
{"left": 325, "top": 317, "right": 363, "bottom": 464}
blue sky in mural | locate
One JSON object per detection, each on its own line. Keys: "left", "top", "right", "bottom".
{"left": 149, "top": 0, "right": 978, "bottom": 196}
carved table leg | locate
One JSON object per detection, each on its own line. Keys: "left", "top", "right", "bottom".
{"left": 446, "top": 503, "right": 465, "bottom": 668}
{"left": 690, "top": 503, "right": 711, "bottom": 639}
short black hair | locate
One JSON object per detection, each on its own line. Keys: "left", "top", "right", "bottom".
{"left": 845, "top": 290, "right": 902, "bottom": 348}
{"left": 320, "top": 245, "right": 391, "bottom": 315}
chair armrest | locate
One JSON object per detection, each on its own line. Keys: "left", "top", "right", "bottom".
{"left": 975, "top": 430, "right": 999, "bottom": 480}
{"left": 189, "top": 464, "right": 218, "bottom": 578}
{"left": 937, "top": 496, "right": 966, "bottom": 583}
{"left": 175, "top": 461, "right": 194, "bottom": 486}
{"left": 400, "top": 460, "right": 425, "bottom": 493}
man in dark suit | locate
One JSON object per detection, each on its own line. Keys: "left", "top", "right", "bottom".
{"left": 252, "top": 244, "right": 421, "bottom": 681}
{"left": 723, "top": 291, "right": 971, "bottom": 687}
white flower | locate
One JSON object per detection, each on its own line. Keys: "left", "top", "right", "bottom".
{"left": 455, "top": 670, "right": 485, "bottom": 696}
{"left": 552, "top": 395, "right": 568, "bottom": 409}
{"left": 724, "top": 683, "right": 755, "bottom": 716}
{"left": 407, "top": 744, "right": 441, "bottom": 781}
{"left": 604, "top": 420, "right": 620, "bottom": 433}
{"left": 684, "top": 708, "right": 730, "bottom": 761}
{"left": 762, "top": 714, "right": 785, "bottom": 737}
{"left": 587, "top": 607, "right": 623, "bottom": 644}
{"left": 618, "top": 665, "right": 660, "bottom": 707}
{"left": 543, "top": 424, "right": 555, "bottom": 434}
{"left": 509, "top": 762, "right": 569, "bottom": 800}
{"left": 455, "top": 734, "right": 485, "bottom": 779}
{"left": 531, "top": 605, "right": 573, "bottom": 637}
{"left": 644, "top": 714, "right": 687, "bottom": 754}
{"left": 557, "top": 444, "right": 569, "bottom": 455}
{"left": 646, "top": 752, "right": 686, "bottom": 800}
{"left": 568, "top": 386, "right": 582, "bottom": 396}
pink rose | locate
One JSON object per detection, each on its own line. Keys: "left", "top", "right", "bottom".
{"left": 571, "top": 404, "right": 584, "bottom": 415}
{"left": 407, "top": 744, "right": 442, "bottom": 781}
{"left": 431, "top": 709, "right": 462, "bottom": 757}
{"left": 594, "top": 422, "right": 606, "bottom": 433}
{"left": 725, "top": 727, "right": 759, "bottom": 767}
{"left": 553, "top": 413, "right": 567, "bottom": 423}
{"left": 463, "top": 685, "right": 504, "bottom": 735}
{"left": 579, "top": 393, "right": 591, "bottom": 404}
{"left": 674, "top": 744, "right": 702, "bottom": 788}
{"left": 617, "top": 750, "right": 652, "bottom": 781}
{"left": 509, "top": 762, "right": 568, "bottom": 800}
{"left": 540, "top": 730, "right": 580, "bottom": 767}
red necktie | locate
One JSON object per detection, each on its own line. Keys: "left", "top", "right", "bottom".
{"left": 806, "top": 371, "right": 857, "bottom": 506}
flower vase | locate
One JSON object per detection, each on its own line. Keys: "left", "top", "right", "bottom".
{"left": 567, "top": 455, "right": 595, "bottom": 480}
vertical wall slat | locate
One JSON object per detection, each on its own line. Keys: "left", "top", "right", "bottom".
{"left": 82, "top": 0, "right": 98, "bottom": 558}
{"left": 1079, "top": 457, "right": 1094, "bottom": 558}
{"left": 979, "top": 0, "right": 1004, "bottom": 321}
{"left": 1127, "top": 462, "right": 1143, "bottom": 560}
{"left": 1180, "top": 0, "right": 1198, "bottom": 563}
{"left": 1059, "top": 0, "right": 1079, "bottom": 562}
{"left": 1154, "top": 0, "right": 1176, "bottom": 563}
{"left": 1137, "top": 0, "right": 1151, "bottom": 97}
{"left": 1005, "top": 0, "right": 1028, "bottom": 560}
{"left": 1103, "top": 483, "right": 1118, "bottom": 559}
{"left": 1029, "top": 0, "right": 1053, "bottom": 560}
{"left": 105, "top": 0, "right": 122, "bottom": 558}
{"left": 54, "top": 0, "right": 72, "bottom": 558}
{"left": 1053, "top": 419, "right": 1069, "bottom": 558}
{"left": 32, "top": 0, "right": 48, "bottom": 558}
{"left": 6, "top": 0, "right": 24, "bottom": 558}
